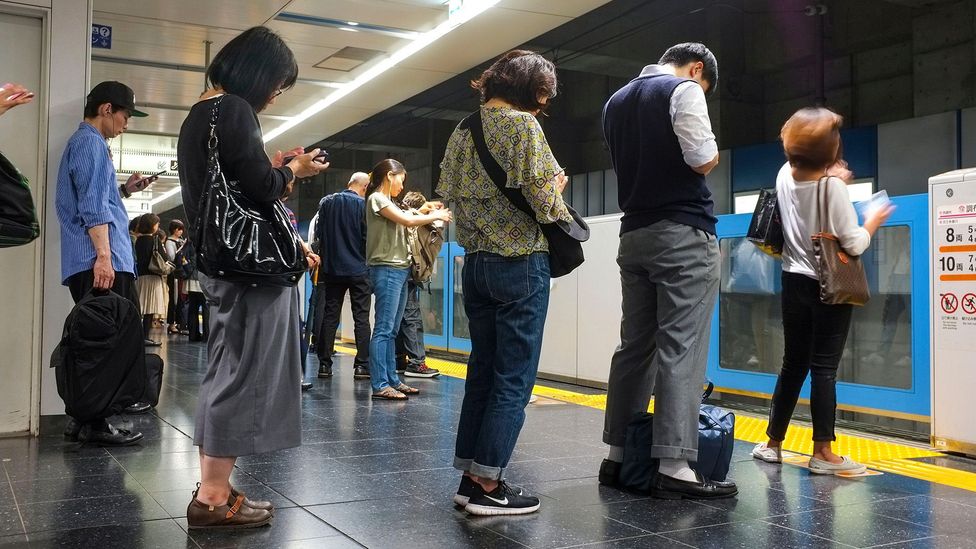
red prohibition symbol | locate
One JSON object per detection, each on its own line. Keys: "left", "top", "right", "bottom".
{"left": 962, "top": 293, "right": 976, "bottom": 315}
{"left": 942, "top": 293, "right": 959, "bottom": 314}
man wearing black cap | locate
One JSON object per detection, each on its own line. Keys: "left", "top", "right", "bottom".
{"left": 55, "top": 81, "right": 156, "bottom": 446}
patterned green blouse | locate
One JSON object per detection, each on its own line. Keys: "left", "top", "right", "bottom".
{"left": 436, "top": 106, "right": 572, "bottom": 257}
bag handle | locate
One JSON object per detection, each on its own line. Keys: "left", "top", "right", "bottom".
{"left": 208, "top": 96, "right": 224, "bottom": 152}
{"left": 459, "top": 111, "right": 539, "bottom": 223}
{"left": 815, "top": 175, "right": 832, "bottom": 236}
{"left": 702, "top": 380, "right": 715, "bottom": 402}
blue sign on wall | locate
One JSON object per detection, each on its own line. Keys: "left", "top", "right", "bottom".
{"left": 92, "top": 24, "right": 112, "bottom": 49}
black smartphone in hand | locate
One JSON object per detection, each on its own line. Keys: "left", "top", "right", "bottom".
{"left": 282, "top": 151, "right": 329, "bottom": 166}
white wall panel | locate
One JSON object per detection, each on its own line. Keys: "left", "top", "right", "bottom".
{"left": 573, "top": 215, "right": 623, "bottom": 385}
{"left": 537, "top": 271, "right": 578, "bottom": 380}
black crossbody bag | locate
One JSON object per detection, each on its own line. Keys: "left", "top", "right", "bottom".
{"left": 460, "top": 111, "right": 589, "bottom": 278}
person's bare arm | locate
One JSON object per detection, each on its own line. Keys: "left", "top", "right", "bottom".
{"left": 378, "top": 206, "right": 451, "bottom": 227}
{"left": 692, "top": 152, "right": 720, "bottom": 176}
{"left": 87, "top": 224, "right": 115, "bottom": 289}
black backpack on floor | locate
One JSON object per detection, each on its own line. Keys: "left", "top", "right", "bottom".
{"left": 51, "top": 290, "right": 147, "bottom": 422}
{"left": 0, "top": 151, "right": 40, "bottom": 248}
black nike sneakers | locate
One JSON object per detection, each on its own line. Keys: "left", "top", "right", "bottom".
{"left": 464, "top": 480, "right": 540, "bottom": 516}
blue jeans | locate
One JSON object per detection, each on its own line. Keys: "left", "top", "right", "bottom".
{"left": 369, "top": 266, "right": 410, "bottom": 392}
{"left": 453, "top": 252, "right": 550, "bottom": 480}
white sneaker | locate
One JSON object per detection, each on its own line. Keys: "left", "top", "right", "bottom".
{"left": 808, "top": 455, "right": 867, "bottom": 475}
{"left": 528, "top": 394, "right": 538, "bottom": 404}
{"left": 751, "top": 442, "right": 782, "bottom": 463}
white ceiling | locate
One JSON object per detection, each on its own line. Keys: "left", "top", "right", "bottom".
{"left": 91, "top": 0, "right": 611, "bottom": 212}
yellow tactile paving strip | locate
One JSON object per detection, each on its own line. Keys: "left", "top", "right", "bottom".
{"left": 334, "top": 344, "right": 976, "bottom": 492}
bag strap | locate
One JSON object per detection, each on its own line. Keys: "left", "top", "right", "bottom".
{"left": 208, "top": 96, "right": 224, "bottom": 153}
{"left": 460, "top": 111, "right": 538, "bottom": 223}
{"left": 815, "top": 175, "right": 831, "bottom": 235}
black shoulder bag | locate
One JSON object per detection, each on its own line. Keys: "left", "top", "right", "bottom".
{"left": 194, "top": 96, "right": 307, "bottom": 286}
{"left": 461, "top": 111, "right": 589, "bottom": 278}
{"left": 0, "top": 151, "right": 40, "bottom": 248}
{"left": 746, "top": 188, "right": 783, "bottom": 258}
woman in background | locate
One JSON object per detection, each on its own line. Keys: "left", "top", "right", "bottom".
{"left": 133, "top": 213, "right": 165, "bottom": 346}
{"left": 364, "top": 159, "right": 451, "bottom": 401}
{"left": 752, "top": 107, "right": 893, "bottom": 474}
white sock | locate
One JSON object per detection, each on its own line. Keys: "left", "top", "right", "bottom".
{"left": 607, "top": 446, "right": 625, "bottom": 463}
{"left": 658, "top": 458, "right": 697, "bottom": 482}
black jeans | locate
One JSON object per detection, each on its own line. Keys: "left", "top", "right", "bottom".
{"left": 767, "top": 272, "right": 853, "bottom": 443}
{"left": 187, "top": 291, "right": 209, "bottom": 342}
{"left": 395, "top": 281, "right": 425, "bottom": 364}
{"left": 315, "top": 274, "right": 371, "bottom": 369}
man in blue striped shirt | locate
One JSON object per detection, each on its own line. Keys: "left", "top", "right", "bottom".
{"left": 55, "top": 81, "right": 157, "bottom": 446}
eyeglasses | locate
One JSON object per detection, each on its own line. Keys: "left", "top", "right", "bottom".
{"left": 272, "top": 89, "right": 284, "bottom": 99}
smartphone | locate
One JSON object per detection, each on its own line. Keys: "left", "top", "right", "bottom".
{"left": 140, "top": 170, "right": 167, "bottom": 183}
{"left": 6, "top": 91, "right": 34, "bottom": 101}
{"left": 282, "top": 151, "right": 329, "bottom": 165}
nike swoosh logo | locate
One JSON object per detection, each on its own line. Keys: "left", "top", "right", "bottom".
{"left": 484, "top": 495, "right": 508, "bottom": 505}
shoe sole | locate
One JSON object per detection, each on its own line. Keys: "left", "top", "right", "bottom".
{"left": 188, "top": 516, "right": 273, "bottom": 530}
{"left": 83, "top": 435, "right": 144, "bottom": 447}
{"left": 751, "top": 453, "right": 782, "bottom": 464}
{"left": 403, "top": 372, "right": 440, "bottom": 378}
{"left": 453, "top": 494, "right": 470, "bottom": 506}
{"left": 465, "top": 502, "right": 540, "bottom": 516}
{"left": 353, "top": 375, "right": 370, "bottom": 379}
{"left": 650, "top": 488, "right": 738, "bottom": 500}
{"left": 318, "top": 373, "right": 333, "bottom": 378}
{"left": 809, "top": 466, "right": 867, "bottom": 475}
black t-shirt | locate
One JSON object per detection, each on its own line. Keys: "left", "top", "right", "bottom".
{"left": 176, "top": 94, "right": 294, "bottom": 235}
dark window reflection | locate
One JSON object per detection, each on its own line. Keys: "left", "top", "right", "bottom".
{"left": 419, "top": 257, "right": 445, "bottom": 336}
{"left": 719, "top": 226, "right": 912, "bottom": 389}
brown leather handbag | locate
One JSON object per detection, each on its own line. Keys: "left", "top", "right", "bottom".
{"left": 811, "top": 177, "right": 870, "bottom": 306}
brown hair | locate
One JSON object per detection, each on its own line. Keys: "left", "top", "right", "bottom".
{"left": 365, "top": 159, "right": 406, "bottom": 199}
{"left": 401, "top": 191, "right": 427, "bottom": 210}
{"left": 780, "top": 107, "right": 843, "bottom": 172}
{"left": 136, "top": 213, "right": 160, "bottom": 235}
{"left": 471, "top": 50, "right": 557, "bottom": 112}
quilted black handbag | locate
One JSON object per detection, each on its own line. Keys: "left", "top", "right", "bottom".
{"left": 194, "top": 96, "right": 307, "bottom": 286}
{"left": 0, "top": 151, "right": 40, "bottom": 248}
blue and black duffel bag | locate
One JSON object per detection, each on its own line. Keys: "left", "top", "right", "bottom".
{"left": 619, "top": 382, "right": 735, "bottom": 491}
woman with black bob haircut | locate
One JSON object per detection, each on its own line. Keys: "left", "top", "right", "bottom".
{"left": 437, "top": 50, "right": 572, "bottom": 516}
{"left": 177, "top": 26, "right": 328, "bottom": 530}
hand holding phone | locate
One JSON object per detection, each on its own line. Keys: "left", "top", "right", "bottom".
{"left": 0, "top": 83, "right": 35, "bottom": 116}
{"left": 283, "top": 151, "right": 329, "bottom": 166}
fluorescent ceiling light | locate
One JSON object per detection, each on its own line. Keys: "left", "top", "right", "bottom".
{"left": 264, "top": 0, "right": 501, "bottom": 143}
{"left": 149, "top": 186, "right": 182, "bottom": 207}
{"left": 346, "top": 21, "right": 360, "bottom": 26}
{"left": 339, "top": 27, "right": 358, "bottom": 32}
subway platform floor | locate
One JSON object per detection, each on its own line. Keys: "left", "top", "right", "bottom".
{"left": 2, "top": 337, "right": 976, "bottom": 548}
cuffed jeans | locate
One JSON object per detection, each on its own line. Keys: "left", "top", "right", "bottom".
{"left": 603, "top": 220, "right": 720, "bottom": 461}
{"left": 454, "top": 252, "right": 550, "bottom": 480}
{"left": 766, "top": 271, "right": 853, "bottom": 442}
{"left": 395, "top": 281, "right": 425, "bottom": 364}
{"left": 368, "top": 266, "right": 409, "bottom": 392}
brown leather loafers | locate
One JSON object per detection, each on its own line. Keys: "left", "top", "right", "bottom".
{"left": 231, "top": 486, "right": 274, "bottom": 513}
{"left": 186, "top": 494, "right": 273, "bottom": 530}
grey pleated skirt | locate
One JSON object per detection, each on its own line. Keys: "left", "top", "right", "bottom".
{"left": 194, "top": 275, "right": 302, "bottom": 457}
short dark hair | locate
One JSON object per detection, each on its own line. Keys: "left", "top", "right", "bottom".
{"left": 136, "top": 213, "right": 160, "bottom": 235}
{"left": 83, "top": 101, "right": 126, "bottom": 119}
{"left": 781, "top": 107, "right": 844, "bottom": 172}
{"left": 168, "top": 219, "right": 185, "bottom": 234}
{"left": 472, "top": 50, "right": 557, "bottom": 112}
{"left": 206, "top": 26, "right": 298, "bottom": 112}
{"left": 659, "top": 42, "right": 719, "bottom": 94}
{"left": 128, "top": 218, "right": 139, "bottom": 233}
{"left": 366, "top": 159, "right": 406, "bottom": 199}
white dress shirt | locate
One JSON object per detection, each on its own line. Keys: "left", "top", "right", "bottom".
{"left": 638, "top": 64, "right": 718, "bottom": 168}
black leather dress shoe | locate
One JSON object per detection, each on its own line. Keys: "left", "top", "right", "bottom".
{"left": 301, "top": 381, "right": 313, "bottom": 391}
{"left": 318, "top": 366, "right": 333, "bottom": 378}
{"left": 123, "top": 402, "right": 152, "bottom": 414}
{"left": 79, "top": 420, "right": 143, "bottom": 446}
{"left": 63, "top": 416, "right": 82, "bottom": 441}
{"left": 651, "top": 472, "right": 737, "bottom": 500}
{"left": 599, "top": 459, "right": 622, "bottom": 487}
{"left": 353, "top": 366, "right": 370, "bottom": 379}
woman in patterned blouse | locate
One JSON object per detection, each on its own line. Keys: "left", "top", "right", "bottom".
{"left": 437, "top": 50, "right": 570, "bottom": 516}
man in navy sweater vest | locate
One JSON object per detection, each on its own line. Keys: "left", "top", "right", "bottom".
{"left": 599, "top": 43, "right": 737, "bottom": 499}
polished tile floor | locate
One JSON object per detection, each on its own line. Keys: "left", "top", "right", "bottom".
{"left": 2, "top": 337, "right": 976, "bottom": 548}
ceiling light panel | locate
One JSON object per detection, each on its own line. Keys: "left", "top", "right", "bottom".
{"left": 275, "top": 12, "right": 420, "bottom": 40}
{"left": 282, "top": 0, "right": 445, "bottom": 33}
